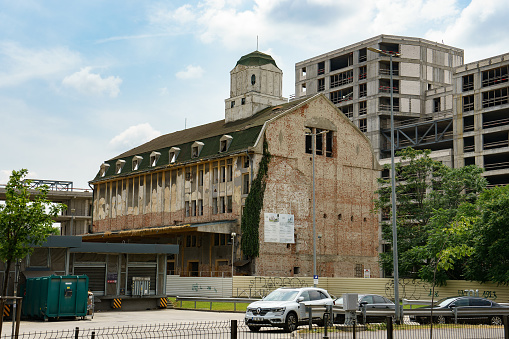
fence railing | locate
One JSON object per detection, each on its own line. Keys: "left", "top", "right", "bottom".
{"left": 3, "top": 316, "right": 509, "bottom": 339}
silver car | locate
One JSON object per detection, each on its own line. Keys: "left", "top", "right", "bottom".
{"left": 334, "top": 294, "right": 395, "bottom": 324}
{"left": 245, "top": 287, "right": 333, "bottom": 332}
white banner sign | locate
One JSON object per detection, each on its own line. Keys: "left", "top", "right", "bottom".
{"left": 264, "top": 213, "right": 295, "bottom": 243}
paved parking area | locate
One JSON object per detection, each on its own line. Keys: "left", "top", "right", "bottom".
{"left": 3, "top": 308, "right": 245, "bottom": 334}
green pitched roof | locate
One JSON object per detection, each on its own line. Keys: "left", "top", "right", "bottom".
{"left": 236, "top": 51, "right": 278, "bottom": 67}
{"left": 91, "top": 98, "right": 308, "bottom": 183}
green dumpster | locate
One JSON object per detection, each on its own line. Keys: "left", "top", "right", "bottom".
{"left": 22, "top": 275, "right": 89, "bottom": 320}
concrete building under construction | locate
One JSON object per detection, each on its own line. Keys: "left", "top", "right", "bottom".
{"left": 295, "top": 34, "right": 509, "bottom": 186}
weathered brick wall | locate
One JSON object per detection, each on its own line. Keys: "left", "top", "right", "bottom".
{"left": 257, "top": 95, "right": 380, "bottom": 278}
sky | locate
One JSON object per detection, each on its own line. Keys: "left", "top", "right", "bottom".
{"left": 1, "top": 0, "right": 508, "bottom": 189}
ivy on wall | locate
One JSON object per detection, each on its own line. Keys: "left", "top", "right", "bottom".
{"left": 240, "top": 140, "right": 271, "bottom": 258}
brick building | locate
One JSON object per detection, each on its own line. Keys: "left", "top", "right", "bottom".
{"left": 88, "top": 51, "right": 380, "bottom": 278}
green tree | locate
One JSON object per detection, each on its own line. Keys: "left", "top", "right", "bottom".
{"left": 464, "top": 184, "right": 509, "bottom": 284}
{"left": 0, "top": 169, "right": 64, "bottom": 296}
{"left": 375, "top": 148, "right": 486, "bottom": 282}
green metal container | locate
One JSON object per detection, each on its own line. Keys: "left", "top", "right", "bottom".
{"left": 23, "top": 275, "right": 89, "bottom": 320}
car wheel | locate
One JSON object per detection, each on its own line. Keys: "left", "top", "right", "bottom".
{"left": 248, "top": 325, "right": 261, "bottom": 332}
{"left": 284, "top": 312, "right": 298, "bottom": 333}
{"left": 490, "top": 316, "right": 503, "bottom": 326}
{"left": 435, "top": 315, "right": 446, "bottom": 324}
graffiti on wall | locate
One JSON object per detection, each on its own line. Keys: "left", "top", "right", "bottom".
{"left": 384, "top": 279, "right": 434, "bottom": 300}
{"left": 384, "top": 279, "right": 501, "bottom": 300}
{"left": 243, "top": 277, "right": 307, "bottom": 298}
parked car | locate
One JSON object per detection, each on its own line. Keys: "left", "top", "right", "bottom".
{"left": 244, "top": 287, "right": 334, "bottom": 332}
{"left": 333, "top": 294, "right": 395, "bottom": 324}
{"left": 410, "top": 296, "right": 507, "bottom": 325}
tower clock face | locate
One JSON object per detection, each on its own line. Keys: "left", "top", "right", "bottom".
{"left": 251, "top": 74, "right": 256, "bottom": 85}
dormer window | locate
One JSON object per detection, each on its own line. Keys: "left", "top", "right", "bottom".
{"left": 132, "top": 156, "right": 143, "bottom": 171}
{"left": 219, "top": 135, "right": 233, "bottom": 153}
{"left": 116, "top": 160, "right": 126, "bottom": 174}
{"left": 99, "top": 163, "right": 110, "bottom": 177}
{"left": 169, "top": 147, "right": 181, "bottom": 164}
{"left": 191, "top": 141, "right": 204, "bottom": 158}
{"left": 150, "top": 151, "right": 161, "bottom": 167}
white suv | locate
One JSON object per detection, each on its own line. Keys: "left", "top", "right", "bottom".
{"left": 244, "top": 287, "right": 333, "bottom": 332}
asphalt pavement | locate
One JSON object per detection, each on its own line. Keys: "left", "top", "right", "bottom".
{"left": 2, "top": 308, "right": 246, "bottom": 335}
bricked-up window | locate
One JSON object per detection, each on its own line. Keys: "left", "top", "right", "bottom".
{"left": 191, "top": 200, "right": 197, "bottom": 216}
{"left": 198, "top": 199, "right": 203, "bottom": 216}
{"left": 355, "top": 264, "right": 364, "bottom": 278}
{"left": 305, "top": 127, "right": 334, "bottom": 158}
{"left": 227, "top": 159, "right": 233, "bottom": 182}
{"left": 213, "top": 162, "right": 219, "bottom": 183}
{"left": 220, "top": 161, "right": 226, "bottom": 182}
{"left": 198, "top": 169, "right": 204, "bottom": 186}
{"left": 185, "top": 201, "right": 190, "bottom": 217}
{"left": 212, "top": 197, "right": 218, "bottom": 215}
{"left": 220, "top": 196, "right": 225, "bottom": 213}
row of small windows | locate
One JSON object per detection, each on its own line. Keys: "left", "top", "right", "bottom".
{"left": 462, "top": 87, "right": 509, "bottom": 111}
{"left": 99, "top": 135, "right": 234, "bottom": 177}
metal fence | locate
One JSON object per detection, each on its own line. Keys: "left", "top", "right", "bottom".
{"left": 1, "top": 317, "right": 508, "bottom": 339}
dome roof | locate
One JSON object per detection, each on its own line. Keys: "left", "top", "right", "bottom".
{"left": 236, "top": 51, "right": 278, "bottom": 67}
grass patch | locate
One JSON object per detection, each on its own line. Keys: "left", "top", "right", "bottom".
{"left": 168, "top": 297, "right": 248, "bottom": 312}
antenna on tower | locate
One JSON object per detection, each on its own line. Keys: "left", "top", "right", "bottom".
{"left": 257, "top": 36, "right": 259, "bottom": 51}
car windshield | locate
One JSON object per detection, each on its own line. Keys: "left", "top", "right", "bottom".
{"left": 264, "top": 290, "right": 299, "bottom": 301}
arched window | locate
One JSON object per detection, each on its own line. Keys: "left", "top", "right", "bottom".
{"left": 251, "top": 74, "right": 256, "bottom": 85}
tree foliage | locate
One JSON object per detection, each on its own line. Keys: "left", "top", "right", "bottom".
{"left": 375, "top": 148, "right": 487, "bottom": 284}
{"left": 463, "top": 185, "right": 509, "bottom": 284}
{"left": 0, "top": 169, "right": 64, "bottom": 295}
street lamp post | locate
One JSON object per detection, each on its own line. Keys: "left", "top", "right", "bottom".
{"left": 367, "top": 46, "right": 401, "bottom": 322}
{"left": 231, "top": 232, "right": 236, "bottom": 278}
{"left": 304, "top": 128, "right": 328, "bottom": 287}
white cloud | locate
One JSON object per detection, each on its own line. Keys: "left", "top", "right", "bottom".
{"left": 0, "top": 42, "right": 81, "bottom": 87}
{"left": 109, "top": 123, "right": 161, "bottom": 151}
{"left": 425, "top": 0, "right": 509, "bottom": 62}
{"left": 62, "top": 67, "right": 122, "bottom": 98}
{"left": 176, "top": 65, "right": 205, "bottom": 79}
{"left": 0, "top": 169, "right": 39, "bottom": 185}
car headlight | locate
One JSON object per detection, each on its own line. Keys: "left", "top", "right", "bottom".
{"left": 246, "top": 307, "right": 255, "bottom": 313}
{"left": 271, "top": 307, "right": 286, "bottom": 314}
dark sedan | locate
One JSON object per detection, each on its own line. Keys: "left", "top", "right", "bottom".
{"left": 334, "top": 294, "right": 395, "bottom": 324}
{"left": 411, "top": 296, "right": 507, "bottom": 325}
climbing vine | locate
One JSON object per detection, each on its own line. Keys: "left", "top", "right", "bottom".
{"left": 241, "top": 140, "right": 271, "bottom": 258}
